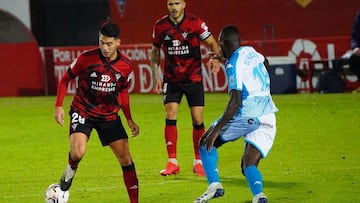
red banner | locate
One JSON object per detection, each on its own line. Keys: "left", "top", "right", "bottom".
{"left": 43, "top": 36, "right": 352, "bottom": 95}
{"left": 44, "top": 44, "right": 227, "bottom": 94}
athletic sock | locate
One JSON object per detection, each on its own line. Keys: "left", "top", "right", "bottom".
{"left": 165, "top": 119, "right": 177, "bottom": 159}
{"left": 199, "top": 146, "right": 220, "bottom": 184}
{"left": 68, "top": 152, "right": 80, "bottom": 170}
{"left": 244, "top": 165, "right": 263, "bottom": 195}
{"left": 122, "top": 162, "right": 139, "bottom": 203}
{"left": 194, "top": 159, "right": 202, "bottom": 165}
{"left": 193, "top": 123, "right": 205, "bottom": 160}
{"left": 168, "top": 158, "right": 178, "bottom": 165}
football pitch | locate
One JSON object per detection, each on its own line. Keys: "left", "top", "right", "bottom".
{"left": 0, "top": 93, "right": 359, "bottom": 203}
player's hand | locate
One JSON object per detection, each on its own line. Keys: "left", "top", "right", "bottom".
{"left": 127, "top": 119, "right": 139, "bottom": 137}
{"left": 207, "top": 52, "right": 222, "bottom": 74}
{"left": 199, "top": 127, "right": 219, "bottom": 151}
{"left": 153, "top": 79, "right": 163, "bottom": 94}
{"left": 354, "top": 47, "right": 360, "bottom": 56}
{"left": 54, "top": 106, "right": 65, "bottom": 126}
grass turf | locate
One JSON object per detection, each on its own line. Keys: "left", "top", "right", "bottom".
{"left": 0, "top": 93, "right": 359, "bottom": 202}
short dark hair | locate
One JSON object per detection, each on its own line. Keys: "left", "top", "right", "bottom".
{"left": 220, "top": 25, "right": 241, "bottom": 43}
{"left": 100, "top": 22, "right": 120, "bottom": 38}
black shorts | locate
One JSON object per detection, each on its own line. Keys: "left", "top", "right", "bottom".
{"left": 163, "top": 82, "right": 204, "bottom": 107}
{"left": 350, "top": 54, "right": 360, "bottom": 78}
{"left": 69, "top": 109, "right": 128, "bottom": 146}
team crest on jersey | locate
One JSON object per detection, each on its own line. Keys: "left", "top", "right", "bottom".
{"left": 182, "top": 32, "right": 188, "bottom": 39}
{"left": 115, "top": 73, "right": 121, "bottom": 81}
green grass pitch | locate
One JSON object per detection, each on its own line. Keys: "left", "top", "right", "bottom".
{"left": 0, "top": 93, "right": 359, "bottom": 202}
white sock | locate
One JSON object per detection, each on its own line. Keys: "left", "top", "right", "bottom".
{"left": 168, "top": 158, "right": 178, "bottom": 165}
{"left": 194, "top": 159, "right": 202, "bottom": 165}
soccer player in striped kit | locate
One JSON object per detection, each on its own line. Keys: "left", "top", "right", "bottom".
{"left": 194, "top": 25, "right": 278, "bottom": 203}
{"left": 150, "top": 0, "right": 221, "bottom": 177}
{"left": 54, "top": 22, "right": 139, "bottom": 203}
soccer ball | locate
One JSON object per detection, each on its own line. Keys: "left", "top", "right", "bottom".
{"left": 44, "top": 183, "right": 69, "bottom": 203}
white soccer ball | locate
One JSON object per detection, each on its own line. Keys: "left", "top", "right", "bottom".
{"left": 44, "top": 183, "right": 70, "bottom": 203}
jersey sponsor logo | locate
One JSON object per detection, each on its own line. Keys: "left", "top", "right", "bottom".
{"left": 101, "top": 74, "right": 111, "bottom": 82}
{"left": 167, "top": 44, "right": 190, "bottom": 55}
{"left": 172, "top": 39, "right": 181, "bottom": 47}
{"left": 91, "top": 75, "right": 116, "bottom": 92}
{"left": 91, "top": 81, "right": 116, "bottom": 92}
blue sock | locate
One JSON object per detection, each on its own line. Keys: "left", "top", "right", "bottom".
{"left": 199, "top": 146, "right": 220, "bottom": 184}
{"left": 244, "top": 165, "right": 263, "bottom": 195}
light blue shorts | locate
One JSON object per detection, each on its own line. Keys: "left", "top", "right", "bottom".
{"left": 213, "top": 113, "right": 276, "bottom": 158}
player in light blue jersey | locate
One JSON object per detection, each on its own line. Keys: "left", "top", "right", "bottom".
{"left": 194, "top": 25, "right": 278, "bottom": 203}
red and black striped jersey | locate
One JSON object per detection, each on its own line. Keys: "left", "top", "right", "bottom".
{"left": 67, "top": 48, "right": 132, "bottom": 121}
{"left": 152, "top": 13, "right": 212, "bottom": 84}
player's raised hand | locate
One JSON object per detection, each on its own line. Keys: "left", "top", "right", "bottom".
{"left": 54, "top": 106, "right": 65, "bottom": 126}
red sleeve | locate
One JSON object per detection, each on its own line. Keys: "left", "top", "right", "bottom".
{"left": 55, "top": 70, "right": 72, "bottom": 107}
{"left": 55, "top": 55, "right": 84, "bottom": 106}
{"left": 152, "top": 19, "right": 164, "bottom": 48}
{"left": 118, "top": 89, "right": 132, "bottom": 121}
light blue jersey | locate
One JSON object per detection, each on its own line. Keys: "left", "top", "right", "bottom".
{"left": 199, "top": 42, "right": 278, "bottom": 202}
{"left": 225, "top": 46, "right": 278, "bottom": 118}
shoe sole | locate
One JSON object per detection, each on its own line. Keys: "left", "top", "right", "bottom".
{"left": 160, "top": 170, "right": 180, "bottom": 176}
{"left": 213, "top": 189, "right": 225, "bottom": 198}
{"left": 196, "top": 188, "right": 224, "bottom": 203}
{"left": 193, "top": 168, "right": 205, "bottom": 177}
{"left": 258, "top": 197, "right": 268, "bottom": 203}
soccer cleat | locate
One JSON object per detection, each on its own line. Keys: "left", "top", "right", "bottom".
{"left": 60, "top": 165, "right": 76, "bottom": 191}
{"left": 160, "top": 162, "right": 180, "bottom": 176}
{"left": 252, "top": 192, "right": 268, "bottom": 203}
{"left": 194, "top": 182, "right": 224, "bottom": 203}
{"left": 193, "top": 162, "right": 205, "bottom": 177}
{"left": 258, "top": 198, "right": 268, "bottom": 203}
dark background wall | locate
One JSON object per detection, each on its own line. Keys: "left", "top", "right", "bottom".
{"left": 113, "top": 0, "right": 360, "bottom": 44}
{"left": 30, "top": 0, "right": 360, "bottom": 46}
{"left": 30, "top": 0, "right": 109, "bottom": 46}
